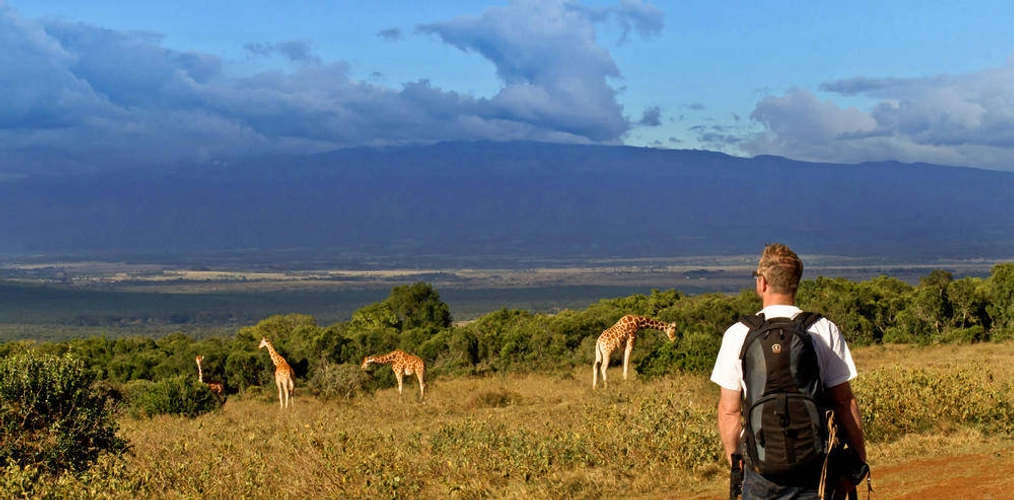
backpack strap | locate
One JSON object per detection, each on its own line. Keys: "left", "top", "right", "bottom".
{"left": 737, "top": 313, "right": 767, "bottom": 360}
{"left": 739, "top": 313, "right": 766, "bottom": 331}
{"left": 738, "top": 312, "right": 823, "bottom": 359}
{"left": 794, "top": 311, "right": 823, "bottom": 334}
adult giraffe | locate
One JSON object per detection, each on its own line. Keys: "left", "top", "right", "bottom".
{"left": 362, "top": 350, "right": 427, "bottom": 398}
{"left": 259, "top": 337, "right": 295, "bottom": 408}
{"left": 593, "top": 315, "right": 677, "bottom": 389}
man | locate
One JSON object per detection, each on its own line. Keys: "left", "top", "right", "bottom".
{"left": 711, "top": 243, "right": 866, "bottom": 499}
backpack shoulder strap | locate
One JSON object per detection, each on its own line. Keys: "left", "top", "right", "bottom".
{"left": 737, "top": 313, "right": 767, "bottom": 359}
{"left": 794, "top": 311, "right": 823, "bottom": 333}
{"left": 739, "top": 313, "right": 766, "bottom": 330}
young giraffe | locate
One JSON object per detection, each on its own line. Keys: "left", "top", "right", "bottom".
{"left": 361, "top": 350, "right": 426, "bottom": 398}
{"left": 258, "top": 337, "right": 295, "bottom": 409}
{"left": 195, "top": 355, "right": 226, "bottom": 401}
{"left": 592, "top": 315, "right": 677, "bottom": 389}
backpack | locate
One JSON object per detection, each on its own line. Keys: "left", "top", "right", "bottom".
{"left": 739, "top": 312, "right": 829, "bottom": 477}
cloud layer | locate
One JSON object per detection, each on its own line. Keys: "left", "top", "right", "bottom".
{"left": 4, "top": 1, "right": 1014, "bottom": 172}
{"left": 0, "top": 0, "right": 663, "bottom": 172}
{"left": 743, "top": 56, "right": 1014, "bottom": 170}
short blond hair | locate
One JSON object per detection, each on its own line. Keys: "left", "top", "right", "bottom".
{"left": 756, "top": 243, "right": 803, "bottom": 294}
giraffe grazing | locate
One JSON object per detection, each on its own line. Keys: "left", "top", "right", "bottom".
{"left": 258, "top": 337, "right": 295, "bottom": 408}
{"left": 195, "top": 354, "right": 226, "bottom": 401}
{"left": 361, "top": 350, "right": 426, "bottom": 398}
{"left": 593, "top": 315, "right": 677, "bottom": 389}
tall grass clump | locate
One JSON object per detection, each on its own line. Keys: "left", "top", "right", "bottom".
{"left": 308, "top": 361, "right": 371, "bottom": 401}
{"left": 0, "top": 352, "right": 127, "bottom": 475}
{"left": 855, "top": 364, "right": 1014, "bottom": 442}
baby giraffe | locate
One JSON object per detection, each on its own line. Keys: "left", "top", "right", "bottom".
{"left": 259, "top": 337, "right": 295, "bottom": 409}
{"left": 195, "top": 354, "right": 226, "bottom": 401}
{"left": 362, "top": 350, "right": 426, "bottom": 398}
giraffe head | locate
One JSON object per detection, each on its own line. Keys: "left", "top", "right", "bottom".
{"left": 196, "top": 354, "right": 204, "bottom": 364}
{"left": 664, "top": 322, "right": 677, "bottom": 341}
{"left": 361, "top": 356, "right": 375, "bottom": 370}
{"left": 258, "top": 337, "right": 270, "bottom": 350}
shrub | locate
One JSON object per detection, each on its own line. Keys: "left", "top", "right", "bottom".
{"left": 0, "top": 352, "right": 127, "bottom": 474}
{"left": 854, "top": 365, "right": 1014, "bottom": 442}
{"left": 469, "top": 387, "right": 523, "bottom": 409}
{"left": 309, "top": 361, "right": 371, "bottom": 401}
{"left": 126, "top": 374, "right": 220, "bottom": 418}
{"left": 936, "top": 325, "right": 987, "bottom": 344}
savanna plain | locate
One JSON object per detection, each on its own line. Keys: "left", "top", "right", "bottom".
{"left": 5, "top": 257, "right": 1014, "bottom": 499}
{"left": 11, "top": 342, "right": 1014, "bottom": 499}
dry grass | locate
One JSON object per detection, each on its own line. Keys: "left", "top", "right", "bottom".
{"left": 16, "top": 341, "right": 1014, "bottom": 499}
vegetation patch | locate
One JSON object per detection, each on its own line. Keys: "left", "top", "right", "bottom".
{"left": 0, "top": 352, "right": 126, "bottom": 475}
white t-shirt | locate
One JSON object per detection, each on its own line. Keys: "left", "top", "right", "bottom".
{"left": 710, "top": 305, "right": 857, "bottom": 396}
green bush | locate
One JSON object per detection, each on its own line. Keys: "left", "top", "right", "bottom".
{"left": 309, "top": 362, "right": 371, "bottom": 401}
{"left": 936, "top": 325, "right": 987, "bottom": 344}
{"left": 0, "top": 352, "right": 127, "bottom": 474}
{"left": 126, "top": 374, "right": 220, "bottom": 418}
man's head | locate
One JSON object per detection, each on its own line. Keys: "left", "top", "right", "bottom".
{"left": 755, "top": 243, "right": 803, "bottom": 295}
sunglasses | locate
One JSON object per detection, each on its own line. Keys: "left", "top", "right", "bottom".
{"left": 752, "top": 270, "right": 763, "bottom": 279}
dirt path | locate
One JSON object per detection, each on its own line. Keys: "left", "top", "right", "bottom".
{"left": 871, "top": 445, "right": 1014, "bottom": 499}
{"left": 691, "top": 440, "right": 1014, "bottom": 500}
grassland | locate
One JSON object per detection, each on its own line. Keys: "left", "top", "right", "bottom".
{"left": 13, "top": 341, "right": 1014, "bottom": 499}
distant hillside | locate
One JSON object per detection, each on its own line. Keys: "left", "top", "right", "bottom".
{"left": 2, "top": 141, "right": 1013, "bottom": 262}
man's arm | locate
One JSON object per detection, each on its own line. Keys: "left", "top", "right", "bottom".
{"left": 828, "top": 381, "right": 866, "bottom": 462}
{"left": 718, "top": 387, "right": 743, "bottom": 465}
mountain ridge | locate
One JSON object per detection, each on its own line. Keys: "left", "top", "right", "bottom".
{"left": 2, "top": 141, "right": 1012, "bottom": 262}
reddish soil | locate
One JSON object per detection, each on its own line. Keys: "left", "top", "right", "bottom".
{"left": 694, "top": 442, "right": 1014, "bottom": 500}
{"left": 871, "top": 446, "right": 1014, "bottom": 499}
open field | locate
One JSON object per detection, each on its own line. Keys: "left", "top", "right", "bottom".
{"left": 1, "top": 255, "right": 1003, "bottom": 342}
{"left": 16, "top": 341, "right": 1014, "bottom": 499}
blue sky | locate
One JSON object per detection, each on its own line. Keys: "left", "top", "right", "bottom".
{"left": 5, "top": 0, "right": 1014, "bottom": 172}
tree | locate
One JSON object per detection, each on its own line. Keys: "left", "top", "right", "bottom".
{"left": 947, "top": 277, "right": 989, "bottom": 330}
{"left": 236, "top": 314, "right": 320, "bottom": 379}
{"left": 987, "top": 263, "right": 1014, "bottom": 340}
{"left": 912, "top": 270, "right": 953, "bottom": 338}
{"left": 384, "top": 282, "right": 452, "bottom": 330}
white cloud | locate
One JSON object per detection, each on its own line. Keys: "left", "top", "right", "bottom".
{"left": 417, "top": 0, "right": 662, "bottom": 142}
{"left": 0, "top": 1, "right": 664, "bottom": 172}
{"left": 744, "top": 57, "right": 1014, "bottom": 170}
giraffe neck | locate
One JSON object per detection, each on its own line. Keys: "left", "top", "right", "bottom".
{"left": 369, "top": 351, "right": 400, "bottom": 365}
{"left": 197, "top": 361, "right": 204, "bottom": 383}
{"left": 632, "top": 316, "right": 667, "bottom": 331}
{"left": 264, "top": 343, "right": 284, "bottom": 367}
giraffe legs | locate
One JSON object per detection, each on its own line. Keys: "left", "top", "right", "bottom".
{"left": 593, "top": 344, "right": 610, "bottom": 389}
{"left": 416, "top": 367, "right": 426, "bottom": 398}
{"left": 622, "top": 338, "right": 635, "bottom": 381}
{"left": 395, "top": 371, "right": 404, "bottom": 396}
{"left": 276, "top": 377, "right": 293, "bottom": 408}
